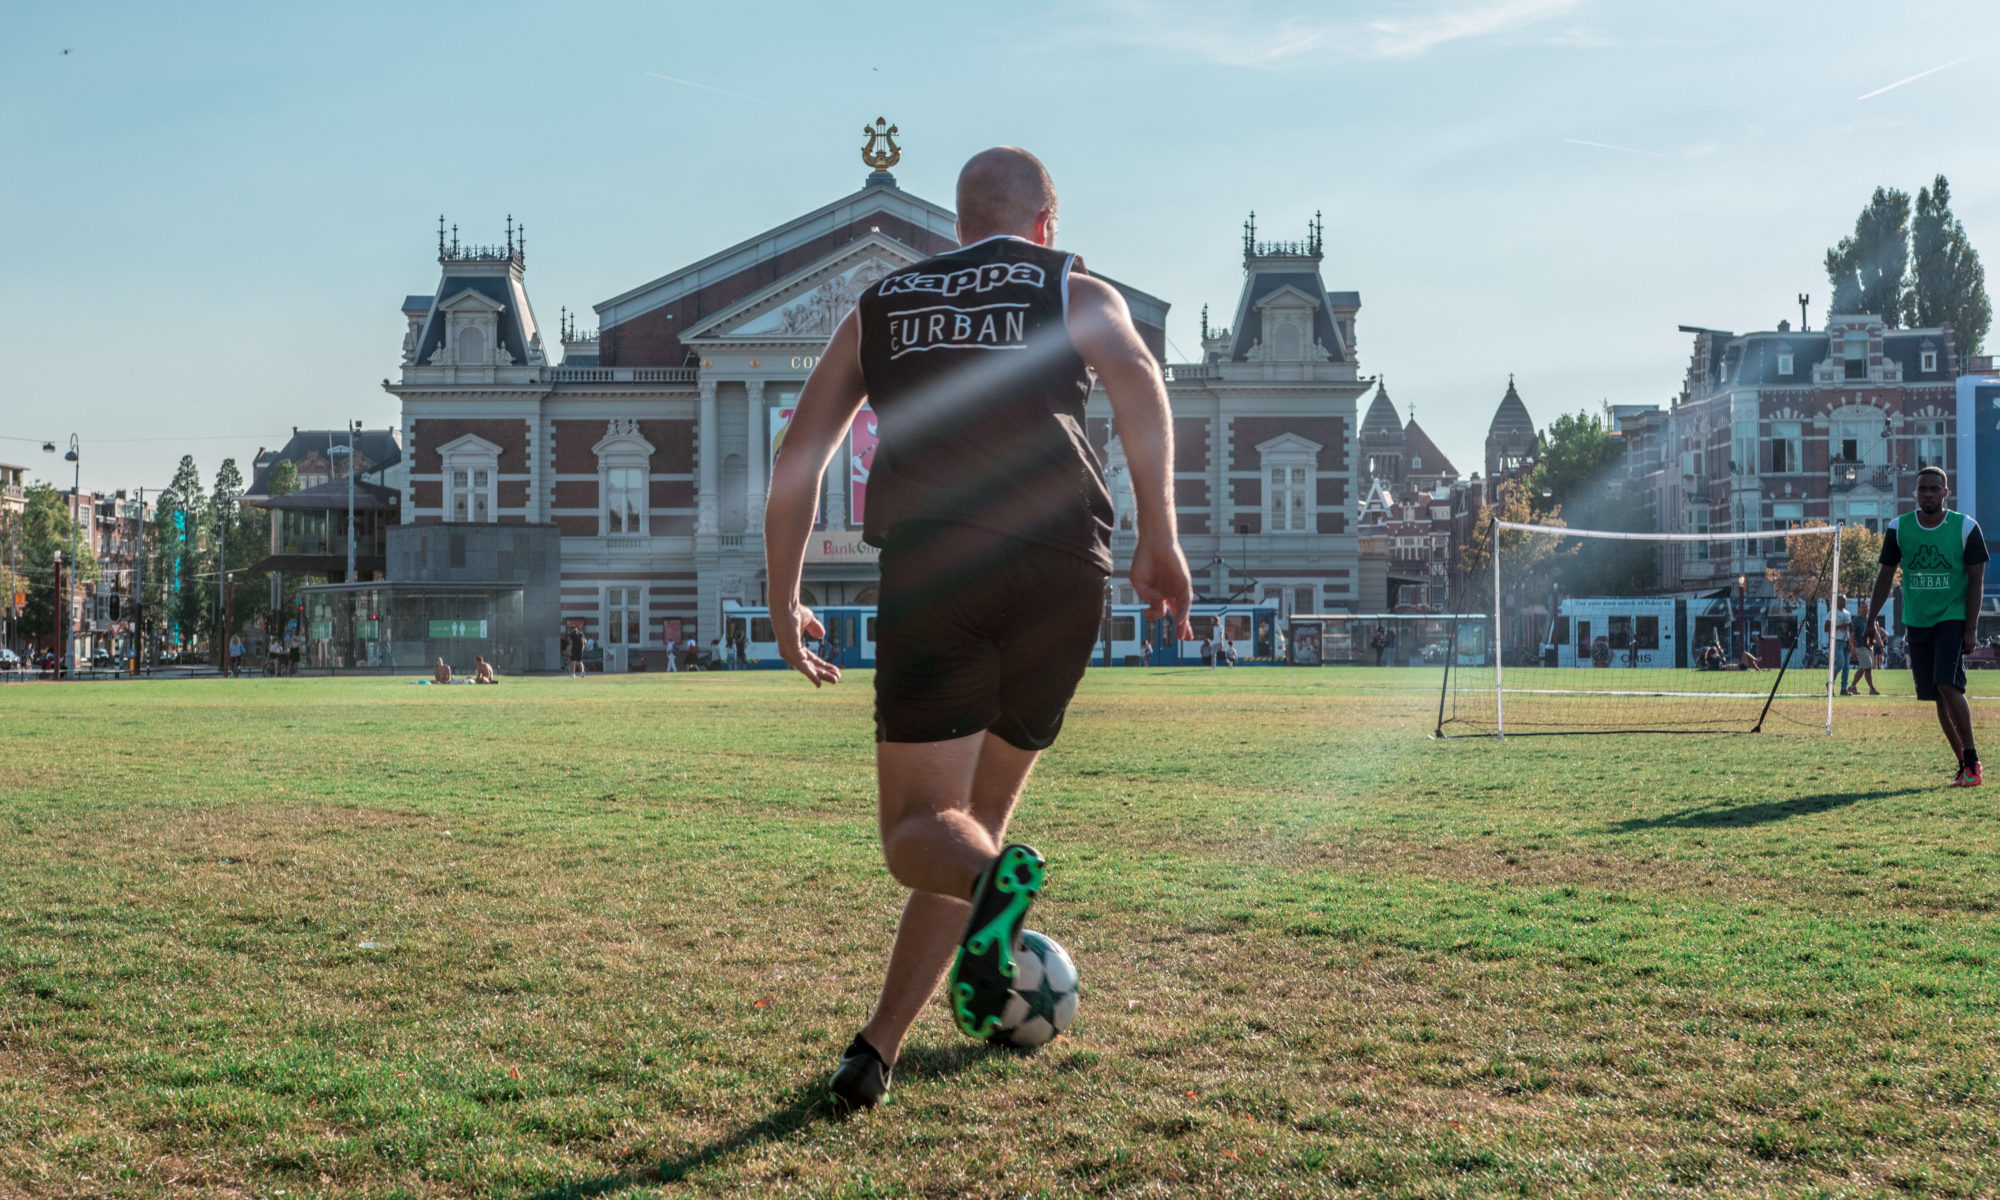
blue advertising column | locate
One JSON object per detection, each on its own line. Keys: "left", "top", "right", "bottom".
{"left": 1957, "top": 374, "right": 2000, "bottom": 538}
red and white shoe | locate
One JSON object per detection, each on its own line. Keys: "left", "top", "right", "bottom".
{"left": 1953, "top": 762, "right": 1983, "bottom": 787}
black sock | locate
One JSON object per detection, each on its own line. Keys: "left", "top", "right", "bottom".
{"left": 844, "top": 1032, "right": 885, "bottom": 1065}
{"left": 1964, "top": 745, "right": 1979, "bottom": 768}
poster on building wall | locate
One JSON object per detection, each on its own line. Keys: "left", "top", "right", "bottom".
{"left": 661, "top": 617, "right": 682, "bottom": 647}
{"left": 770, "top": 405, "right": 875, "bottom": 523}
{"left": 850, "top": 407, "right": 876, "bottom": 527}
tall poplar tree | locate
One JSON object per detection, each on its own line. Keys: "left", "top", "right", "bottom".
{"left": 1825, "top": 187, "right": 1912, "bottom": 324}
{"left": 1908, "top": 175, "right": 1991, "bottom": 365}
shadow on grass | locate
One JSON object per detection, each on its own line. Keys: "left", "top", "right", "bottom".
{"left": 517, "top": 1042, "right": 999, "bottom": 1199}
{"left": 1607, "top": 787, "right": 1924, "bottom": 833}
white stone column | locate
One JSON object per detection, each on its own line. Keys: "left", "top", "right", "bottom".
{"left": 746, "top": 380, "right": 766, "bottom": 534}
{"left": 697, "top": 379, "right": 719, "bottom": 534}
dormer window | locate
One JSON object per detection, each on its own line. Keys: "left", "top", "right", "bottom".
{"left": 1777, "top": 348, "right": 1794, "bottom": 376}
{"left": 1921, "top": 342, "right": 1938, "bottom": 373}
{"left": 1411, "top": 455, "right": 1423, "bottom": 470}
{"left": 1843, "top": 331, "right": 1869, "bottom": 381}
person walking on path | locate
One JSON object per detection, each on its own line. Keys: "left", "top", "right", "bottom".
{"left": 1827, "top": 595, "right": 1853, "bottom": 695}
{"left": 764, "top": 146, "right": 1192, "bottom": 1109}
{"left": 1868, "top": 465, "right": 1989, "bottom": 785}
{"left": 1850, "top": 599, "right": 1883, "bottom": 696}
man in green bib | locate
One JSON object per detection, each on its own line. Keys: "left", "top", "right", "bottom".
{"left": 1868, "top": 466, "right": 1990, "bottom": 786}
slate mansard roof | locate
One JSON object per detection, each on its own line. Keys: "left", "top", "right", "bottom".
{"left": 1707, "top": 325, "right": 1953, "bottom": 389}
{"left": 249, "top": 429, "right": 403, "bottom": 496}
{"left": 412, "top": 262, "right": 541, "bottom": 368}
{"left": 1225, "top": 264, "right": 1355, "bottom": 363}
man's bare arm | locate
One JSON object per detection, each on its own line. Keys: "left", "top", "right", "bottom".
{"left": 1867, "top": 562, "right": 1897, "bottom": 637}
{"left": 764, "top": 311, "right": 869, "bottom": 686}
{"left": 1066, "top": 272, "right": 1193, "bottom": 639}
{"left": 1965, "top": 561, "right": 1985, "bottom": 654}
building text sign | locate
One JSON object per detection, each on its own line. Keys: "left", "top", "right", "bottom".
{"left": 802, "top": 532, "right": 881, "bottom": 563}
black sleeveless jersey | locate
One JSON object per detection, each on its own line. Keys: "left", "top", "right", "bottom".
{"left": 856, "top": 235, "right": 1112, "bottom": 571}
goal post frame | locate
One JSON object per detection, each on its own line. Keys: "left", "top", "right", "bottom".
{"left": 1456, "top": 520, "right": 1843, "bottom": 739}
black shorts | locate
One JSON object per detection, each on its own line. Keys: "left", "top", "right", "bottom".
{"left": 1908, "top": 620, "right": 1967, "bottom": 701}
{"left": 874, "top": 522, "right": 1110, "bottom": 751}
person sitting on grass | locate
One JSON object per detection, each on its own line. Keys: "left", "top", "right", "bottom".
{"left": 473, "top": 656, "right": 499, "bottom": 685}
{"left": 433, "top": 657, "right": 453, "bottom": 685}
{"left": 1738, "top": 648, "right": 1765, "bottom": 672}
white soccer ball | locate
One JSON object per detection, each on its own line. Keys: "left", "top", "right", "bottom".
{"left": 993, "top": 929, "right": 1079, "bottom": 1048}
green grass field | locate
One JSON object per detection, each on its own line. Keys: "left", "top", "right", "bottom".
{"left": 4, "top": 668, "right": 1999, "bottom": 1198}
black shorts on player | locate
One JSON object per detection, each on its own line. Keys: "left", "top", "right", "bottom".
{"left": 1907, "top": 620, "right": 1968, "bottom": 702}
{"left": 873, "top": 521, "right": 1109, "bottom": 751}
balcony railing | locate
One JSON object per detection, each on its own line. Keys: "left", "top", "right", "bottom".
{"left": 1830, "top": 463, "right": 1893, "bottom": 492}
{"left": 545, "top": 366, "right": 699, "bottom": 383}
{"left": 1163, "top": 363, "right": 1212, "bottom": 382}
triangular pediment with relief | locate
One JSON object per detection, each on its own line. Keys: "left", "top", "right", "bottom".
{"left": 681, "top": 233, "right": 925, "bottom": 345}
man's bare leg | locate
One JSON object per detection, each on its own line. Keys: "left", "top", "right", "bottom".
{"left": 1938, "top": 687, "right": 1975, "bottom": 763}
{"left": 860, "top": 732, "right": 1040, "bottom": 1065}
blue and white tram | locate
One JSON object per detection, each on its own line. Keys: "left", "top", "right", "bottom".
{"left": 720, "top": 600, "right": 1282, "bottom": 668}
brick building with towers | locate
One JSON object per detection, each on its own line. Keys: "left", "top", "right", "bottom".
{"left": 385, "top": 128, "right": 1375, "bottom": 667}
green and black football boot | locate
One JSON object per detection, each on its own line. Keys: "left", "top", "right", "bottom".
{"left": 948, "top": 843, "right": 1046, "bottom": 1039}
{"left": 827, "top": 1032, "right": 891, "bottom": 1110}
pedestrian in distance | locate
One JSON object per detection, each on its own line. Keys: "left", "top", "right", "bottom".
{"left": 764, "top": 145, "right": 1193, "bottom": 1110}
{"left": 1827, "top": 595, "right": 1853, "bottom": 695}
{"left": 1851, "top": 600, "right": 1883, "bottom": 696}
{"left": 1868, "top": 465, "right": 1988, "bottom": 786}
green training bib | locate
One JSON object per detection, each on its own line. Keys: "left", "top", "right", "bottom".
{"left": 1895, "top": 509, "right": 1969, "bottom": 629}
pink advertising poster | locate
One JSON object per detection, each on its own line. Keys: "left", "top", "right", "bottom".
{"left": 849, "top": 406, "right": 876, "bottom": 527}
{"left": 770, "top": 405, "right": 874, "bottom": 525}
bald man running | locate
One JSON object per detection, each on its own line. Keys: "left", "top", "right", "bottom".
{"left": 765, "top": 146, "right": 1192, "bottom": 1109}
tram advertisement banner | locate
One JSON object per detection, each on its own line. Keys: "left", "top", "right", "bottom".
{"left": 770, "top": 406, "right": 875, "bottom": 525}
{"left": 1288, "top": 620, "right": 1323, "bottom": 666}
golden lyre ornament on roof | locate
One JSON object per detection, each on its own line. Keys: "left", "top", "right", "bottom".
{"left": 862, "top": 117, "right": 900, "bottom": 170}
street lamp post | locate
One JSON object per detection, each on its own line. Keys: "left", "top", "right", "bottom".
{"left": 328, "top": 421, "right": 360, "bottom": 582}
{"left": 62, "top": 436, "right": 79, "bottom": 675}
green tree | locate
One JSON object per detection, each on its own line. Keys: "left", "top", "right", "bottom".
{"left": 1778, "top": 524, "right": 1883, "bottom": 604}
{"left": 1525, "top": 411, "right": 1656, "bottom": 596}
{"left": 1909, "top": 175, "right": 1991, "bottom": 365}
{"left": 165, "top": 456, "right": 209, "bottom": 648}
{"left": 16, "top": 482, "right": 99, "bottom": 644}
{"left": 260, "top": 460, "right": 302, "bottom": 635}
{"left": 1458, "top": 478, "right": 1564, "bottom": 610}
{"left": 1826, "top": 187, "right": 1911, "bottom": 324}
{"left": 266, "top": 459, "right": 299, "bottom": 499}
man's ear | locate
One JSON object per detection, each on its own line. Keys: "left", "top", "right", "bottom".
{"left": 1032, "top": 209, "right": 1055, "bottom": 246}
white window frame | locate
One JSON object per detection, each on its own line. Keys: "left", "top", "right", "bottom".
{"left": 1733, "top": 419, "right": 1758, "bottom": 476}
{"left": 603, "top": 586, "right": 644, "bottom": 646}
{"left": 438, "top": 434, "right": 502, "bottom": 525}
{"left": 1256, "top": 433, "right": 1323, "bottom": 535}
{"left": 1770, "top": 422, "right": 1803, "bottom": 473}
{"left": 592, "top": 421, "right": 656, "bottom": 538}
{"left": 1922, "top": 349, "right": 1938, "bottom": 373}
{"left": 1777, "top": 349, "right": 1794, "bottom": 376}
{"left": 1916, "top": 418, "right": 1948, "bottom": 470}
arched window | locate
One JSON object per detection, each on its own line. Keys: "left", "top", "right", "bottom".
{"left": 455, "top": 324, "right": 488, "bottom": 366}
{"left": 1274, "top": 320, "right": 1302, "bottom": 361}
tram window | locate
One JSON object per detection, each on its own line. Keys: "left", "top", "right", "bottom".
{"left": 1110, "top": 616, "right": 1136, "bottom": 641}
{"left": 1576, "top": 621, "right": 1591, "bottom": 650}
{"left": 1636, "top": 616, "right": 1659, "bottom": 649}
{"left": 1549, "top": 617, "right": 1570, "bottom": 646}
{"left": 1608, "top": 616, "right": 1632, "bottom": 650}
{"left": 1224, "top": 615, "right": 1251, "bottom": 642}
{"left": 751, "top": 618, "right": 774, "bottom": 643}
{"left": 865, "top": 617, "right": 877, "bottom": 643}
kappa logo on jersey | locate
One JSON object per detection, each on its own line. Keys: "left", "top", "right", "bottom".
{"left": 1906, "top": 541, "right": 1955, "bottom": 590}
{"left": 878, "top": 261, "right": 1047, "bottom": 298}
{"left": 886, "top": 302, "right": 1030, "bottom": 359}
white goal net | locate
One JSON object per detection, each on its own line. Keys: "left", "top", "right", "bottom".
{"left": 1437, "top": 522, "right": 1842, "bottom": 737}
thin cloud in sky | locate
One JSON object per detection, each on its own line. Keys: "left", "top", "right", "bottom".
{"left": 1855, "top": 55, "right": 1973, "bottom": 100}
{"left": 1366, "top": 0, "right": 1588, "bottom": 60}
{"left": 645, "top": 72, "right": 770, "bottom": 104}
{"left": 1563, "top": 137, "right": 1716, "bottom": 160}
{"left": 1083, "top": 0, "right": 1591, "bottom": 67}
{"left": 1564, "top": 137, "right": 1669, "bottom": 159}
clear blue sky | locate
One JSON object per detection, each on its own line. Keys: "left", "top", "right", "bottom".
{"left": 4, "top": 0, "right": 1997, "bottom": 494}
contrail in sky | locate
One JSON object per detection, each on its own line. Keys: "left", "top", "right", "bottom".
{"left": 1857, "top": 56, "right": 1973, "bottom": 100}
{"left": 646, "top": 72, "right": 770, "bottom": 104}
{"left": 1563, "top": 138, "right": 1669, "bottom": 159}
